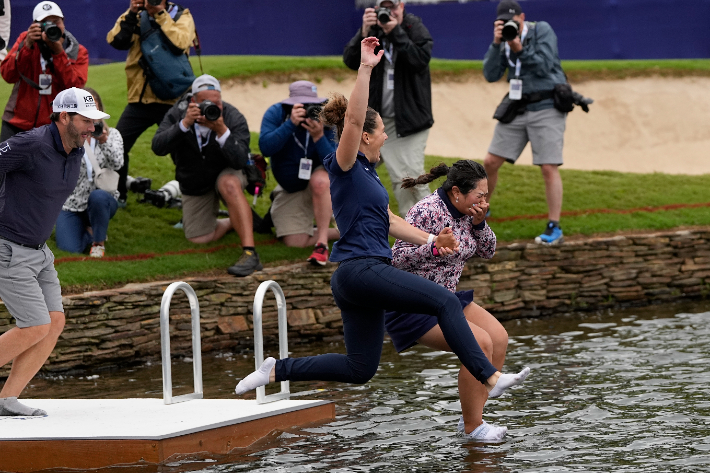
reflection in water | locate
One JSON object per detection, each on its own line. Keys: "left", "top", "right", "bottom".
{"left": 18, "top": 300, "right": 710, "bottom": 472}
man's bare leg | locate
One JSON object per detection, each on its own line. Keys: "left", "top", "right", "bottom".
{"left": 483, "top": 152, "right": 506, "bottom": 202}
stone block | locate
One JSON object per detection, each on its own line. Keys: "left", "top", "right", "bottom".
{"left": 217, "top": 316, "right": 248, "bottom": 334}
{"left": 317, "top": 307, "right": 342, "bottom": 324}
{"left": 492, "top": 289, "right": 517, "bottom": 303}
{"left": 670, "top": 278, "right": 703, "bottom": 287}
{"left": 491, "top": 271, "right": 522, "bottom": 282}
{"left": 288, "top": 309, "right": 317, "bottom": 326}
{"left": 521, "top": 290, "right": 546, "bottom": 301}
{"left": 485, "top": 261, "right": 518, "bottom": 273}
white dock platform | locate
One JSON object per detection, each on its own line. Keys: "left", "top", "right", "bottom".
{"left": 0, "top": 398, "right": 334, "bottom": 472}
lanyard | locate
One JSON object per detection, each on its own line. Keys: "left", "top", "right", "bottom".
{"left": 83, "top": 138, "right": 97, "bottom": 182}
{"left": 382, "top": 43, "right": 394, "bottom": 64}
{"left": 194, "top": 124, "right": 211, "bottom": 150}
{"left": 504, "top": 22, "right": 529, "bottom": 78}
{"left": 292, "top": 131, "right": 310, "bottom": 157}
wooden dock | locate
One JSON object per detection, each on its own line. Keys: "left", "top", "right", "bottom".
{"left": 0, "top": 398, "right": 334, "bottom": 472}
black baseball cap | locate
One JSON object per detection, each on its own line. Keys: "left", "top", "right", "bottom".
{"left": 496, "top": 0, "right": 522, "bottom": 21}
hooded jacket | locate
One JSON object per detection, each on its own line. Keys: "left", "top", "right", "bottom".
{"left": 151, "top": 96, "right": 250, "bottom": 196}
{"left": 0, "top": 30, "right": 88, "bottom": 131}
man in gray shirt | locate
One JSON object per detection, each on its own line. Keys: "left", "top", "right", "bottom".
{"left": 0, "top": 87, "right": 108, "bottom": 416}
{"left": 482, "top": 0, "right": 567, "bottom": 245}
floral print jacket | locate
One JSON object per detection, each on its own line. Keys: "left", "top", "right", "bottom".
{"left": 392, "top": 188, "right": 497, "bottom": 293}
{"left": 62, "top": 127, "right": 124, "bottom": 212}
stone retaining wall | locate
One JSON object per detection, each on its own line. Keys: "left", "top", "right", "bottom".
{"left": 2, "top": 228, "right": 709, "bottom": 375}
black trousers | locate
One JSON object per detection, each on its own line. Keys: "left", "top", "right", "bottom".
{"left": 115, "top": 102, "right": 173, "bottom": 200}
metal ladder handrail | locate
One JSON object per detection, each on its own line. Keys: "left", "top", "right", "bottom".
{"left": 160, "top": 281, "right": 203, "bottom": 405}
{"left": 252, "top": 280, "right": 290, "bottom": 404}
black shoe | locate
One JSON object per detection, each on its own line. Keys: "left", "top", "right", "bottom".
{"left": 227, "top": 249, "right": 263, "bottom": 277}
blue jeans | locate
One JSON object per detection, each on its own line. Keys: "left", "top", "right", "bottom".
{"left": 275, "top": 257, "right": 498, "bottom": 385}
{"left": 55, "top": 190, "right": 118, "bottom": 253}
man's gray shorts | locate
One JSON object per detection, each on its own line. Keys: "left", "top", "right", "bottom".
{"left": 0, "top": 240, "right": 62, "bottom": 328}
{"left": 488, "top": 107, "right": 566, "bottom": 165}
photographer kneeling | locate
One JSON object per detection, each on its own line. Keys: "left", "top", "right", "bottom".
{"left": 152, "top": 75, "right": 261, "bottom": 277}
{"left": 55, "top": 87, "right": 122, "bottom": 258}
{"left": 259, "top": 81, "right": 340, "bottom": 266}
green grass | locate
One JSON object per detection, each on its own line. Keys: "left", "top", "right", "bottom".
{"left": 2, "top": 56, "right": 710, "bottom": 291}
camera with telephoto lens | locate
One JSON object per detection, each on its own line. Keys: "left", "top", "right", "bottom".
{"left": 126, "top": 175, "right": 152, "bottom": 194}
{"left": 376, "top": 7, "right": 392, "bottom": 24}
{"left": 40, "top": 20, "right": 63, "bottom": 42}
{"left": 147, "top": 0, "right": 163, "bottom": 6}
{"left": 198, "top": 100, "right": 221, "bottom": 121}
{"left": 303, "top": 101, "right": 327, "bottom": 122}
{"left": 142, "top": 180, "right": 181, "bottom": 208}
{"left": 501, "top": 20, "right": 519, "bottom": 42}
{"left": 91, "top": 121, "right": 104, "bottom": 138}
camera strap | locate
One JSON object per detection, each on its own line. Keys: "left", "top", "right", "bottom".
{"left": 292, "top": 131, "right": 310, "bottom": 157}
{"left": 504, "top": 22, "right": 528, "bottom": 78}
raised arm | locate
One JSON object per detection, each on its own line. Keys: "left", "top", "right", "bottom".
{"left": 335, "top": 37, "right": 383, "bottom": 172}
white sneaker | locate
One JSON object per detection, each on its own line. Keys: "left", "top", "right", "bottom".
{"left": 89, "top": 244, "right": 105, "bottom": 258}
{"left": 457, "top": 418, "right": 507, "bottom": 441}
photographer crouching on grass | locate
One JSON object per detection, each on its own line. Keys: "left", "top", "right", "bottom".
{"left": 152, "top": 75, "right": 262, "bottom": 277}
{"left": 0, "top": 87, "right": 108, "bottom": 416}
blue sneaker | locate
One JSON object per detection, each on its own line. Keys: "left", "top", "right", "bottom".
{"left": 534, "top": 222, "right": 564, "bottom": 245}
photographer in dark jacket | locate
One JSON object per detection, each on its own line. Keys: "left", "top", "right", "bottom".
{"left": 343, "top": 0, "right": 433, "bottom": 217}
{"left": 152, "top": 75, "right": 261, "bottom": 277}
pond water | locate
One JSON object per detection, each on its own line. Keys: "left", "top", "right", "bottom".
{"left": 20, "top": 300, "right": 710, "bottom": 473}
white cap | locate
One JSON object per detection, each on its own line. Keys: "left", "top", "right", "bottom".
{"left": 191, "top": 74, "right": 221, "bottom": 95}
{"left": 53, "top": 88, "right": 110, "bottom": 120}
{"left": 33, "top": 1, "right": 64, "bottom": 22}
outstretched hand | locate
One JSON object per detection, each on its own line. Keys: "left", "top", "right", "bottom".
{"left": 435, "top": 227, "right": 459, "bottom": 256}
{"left": 361, "top": 37, "right": 384, "bottom": 68}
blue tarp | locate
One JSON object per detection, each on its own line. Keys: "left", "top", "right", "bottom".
{"left": 4, "top": 0, "right": 708, "bottom": 62}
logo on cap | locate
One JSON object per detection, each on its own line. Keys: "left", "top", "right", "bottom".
{"left": 84, "top": 96, "right": 94, "bottom": 104}
{"left": 43, "top": 4, "right": 51, "bottom": 10}
{"left": 509, "top": 8, "right": 515, "bottom": 13}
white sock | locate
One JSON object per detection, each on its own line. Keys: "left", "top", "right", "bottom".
{"left": 488, "top": 367, "right": 531, "bottom": 399}
{"left": 0, "top": 397, "right": 47, "bottom": 416}
{"left": 462, "top": 420, "right": 508, "bottom": 441}
{"left": 235, "top": 357, "right": 277, "bottom": 395}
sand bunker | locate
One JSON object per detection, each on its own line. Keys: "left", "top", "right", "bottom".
{"left": 222, "top": 76, "right": 710, "bottom": 176}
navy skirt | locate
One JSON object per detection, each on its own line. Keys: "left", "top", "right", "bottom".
{"left": 384, "top": 289, "right": 475, "bottom": 353}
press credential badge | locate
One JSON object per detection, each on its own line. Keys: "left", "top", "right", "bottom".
{"left": 509, "top": 79, "right": 522, "bottom": 100}
{"left": 298, "top": 157, "right": 313, "bottom": 180}
{"left": 38, "top": 74, "right": 52, "bottom": 95}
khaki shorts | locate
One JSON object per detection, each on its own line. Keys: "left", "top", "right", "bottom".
{"left": 182, "top": 168, "right": 247, "bottom": 240}
{"left": 488, "top": 107, "right": 566, "bottom": 166}
{"left": 0, "top": 240, "right": 63, "bottom": 328}
{"left": 271, "top": 185, "right": 314, "bottom": 238}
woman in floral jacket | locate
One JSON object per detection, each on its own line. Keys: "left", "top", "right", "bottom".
{"left": 55, "top": 88, "right": 123, "bottom": 258}
{"left": 386, "top": 160, "right": 512, "bottom": 441}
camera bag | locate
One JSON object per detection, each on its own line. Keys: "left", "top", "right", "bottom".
{"left": 138, "top": 10, "right": 195, "bottom": 101}
{"left": 553, "top": 83, "right": 575, "bottom": 113}
{"left": 84, "top": 138, "right": 119, "bottom": 193}
{"left": 244, "top": 153, "right": 268, "bottom": 197}
{"left": 493, "top": 93, "right": 526, "bottom": 124}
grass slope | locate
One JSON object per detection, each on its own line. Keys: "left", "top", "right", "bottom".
{"left": 0, "top": 57, "right": 708, "bottom": 291}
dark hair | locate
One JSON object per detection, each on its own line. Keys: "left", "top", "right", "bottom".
{"left": 50, "top": 111, "right": 77, "bottom": 122}
{"left": 320, "top": 92, "right": 379, "bottom": 142}
{"left": 83, "top": 87, "right": 104, "bottom": 112}
{"left": 401, "top": 160, "right": 487, "bottom": 194}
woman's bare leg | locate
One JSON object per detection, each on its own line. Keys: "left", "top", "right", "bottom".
{"left": 417, "top": 302, "right": 508, "bottom": 433}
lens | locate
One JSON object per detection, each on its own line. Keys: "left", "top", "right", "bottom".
{"left": 42, "top": 21, "right": 63, "bottom": 42}
{"left": 91, "top": 121, "right": 103, "bottom": 138}
{"left": 377, "top": 7, "right": 391, "bottom": 24}
{"left": 501, "top": 20, "right": 519, "bottom": 42}
{"left": 199, "top": 101, "right": 221, "bottom": 121}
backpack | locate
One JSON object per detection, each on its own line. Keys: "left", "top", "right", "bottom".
{"left": 138, "top": 9, "right": 195, "bottom": 101}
